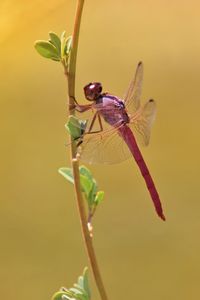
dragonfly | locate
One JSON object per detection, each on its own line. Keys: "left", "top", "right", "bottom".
{"left": 72, "top": 62, "right": 165, "bottom": 221}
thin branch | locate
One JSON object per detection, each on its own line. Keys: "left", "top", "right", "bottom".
{"left": 65, "top": 2, "right": 108, "bottom": 300}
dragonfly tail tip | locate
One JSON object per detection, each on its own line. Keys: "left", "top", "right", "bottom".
{"left": 160, "top": 213, "right": 166, "bottom": 221}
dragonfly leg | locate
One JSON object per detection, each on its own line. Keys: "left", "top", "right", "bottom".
{"left": 76, "top": 139, "right": 83, "bottom": 147}
{"left": 85, "top": 112, "right": 104, "bottom": 135}
{"left": 98, "top": 113, "right": 103, "bottom": 131}
{"left": 69, "top": 95, "right": 93, "bottom": 112}
{"left": 68, "top": 95, "right": 92, "bottom": 112}
{"left": 75, "top": 113, "right": 103, "bottom": 147}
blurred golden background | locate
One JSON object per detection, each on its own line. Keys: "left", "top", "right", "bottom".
{"left": 1, "top": 0, "right": 200, "bottom": 299}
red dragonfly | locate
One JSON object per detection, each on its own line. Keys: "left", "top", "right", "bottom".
{"left": 73, "top": 62, "right": 165, "bottom": 221}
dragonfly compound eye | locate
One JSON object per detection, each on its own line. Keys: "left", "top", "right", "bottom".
{"left": 84, "top": 82, "right": 102, "bottom": 101}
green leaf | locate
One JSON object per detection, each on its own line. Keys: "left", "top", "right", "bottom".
{"left": 79, "top": 166, "right": 93, "bottom": 181}
{"left": 94, "top": 190, "right": 105, "bottom": 205}
{"left": 61, "top": 31, "right": 67, "bottom": 58}
{"left": 79, "top": 166, "right": 98, "bottom": 207}
{"left": 80, "top": 175, "right": 93, "bottom": 199}
{"left": 59, "top": 165, "right": 104, "bottom": 215}
{"left": 61, "top": 296, "right": 70, "bottom": 300}
{"left": 79, "top": 166, "right": 99, "bottom": 207}
{"left": 49, "top": 32, "right": 61, "bottom": 54}
{"left": 58, "top": 168, "right": 74, "bottom": 184}
{"left": 52, "top": 268, "right": 90, "bottom": 300}
{"left": 79, "top": 166, "right": 97, "bottom": 191}
{"left": 69, "top": 288, "right": 86, "bottom": 296}
{"left": 34, "top": 40, "right": 60, "bottom": 61}
{"left": 73, "top": 284, "right": 84, "bottom": 292}
{"left": 65, "top": 116, "right": 82, "bottom": 140}
{"left": 82, "top": 268, "right": 91, "bottom": 299}
{"left": 77, "top": 276, "right": 84, "bottom": 289}
{"left": 64, "top": 36, "right": 72, "bottom": 55}
{"left": 90, "top": 178, "right": 98, "bottom": 202}
{"left": 52, "top": 291, "right": 72, "bottom": 300}
{"left": 58, "top": 168, "right": 92, "bottom": 199}
{"left": 77, "top": 274, "right": 83, "bottom": 286}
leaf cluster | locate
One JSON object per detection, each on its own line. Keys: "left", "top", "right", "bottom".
{"left": 65, "top": 116, "right": 88, "bottom": 141}
{"left": 34, "top": 31, "right": 72, "bottom": 65}
{"left": 52, "top": 268, "right": 91, "bottom": 300}
{"left": 59, "top": 166, "right": 104, "bottom": 217}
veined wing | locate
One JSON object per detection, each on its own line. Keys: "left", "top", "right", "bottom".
{"left": 67, "top": 107, "right": 131, "bottom": 164}
{"left": 124, "top": 61, "right": 143, "bottom": 114}
{"left": 129, "top": 99, "right": 156, "bottom": 146}
{"left": 77, "top": 122, "right": 132, "bottom": 165}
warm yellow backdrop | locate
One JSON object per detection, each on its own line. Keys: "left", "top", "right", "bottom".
{"left": 1, "top": 1, "right": 200, "bottom": 299}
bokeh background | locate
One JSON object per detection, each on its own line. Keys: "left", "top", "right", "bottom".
{"left": 1, "top": 1, "right": 200, "bottom": 299}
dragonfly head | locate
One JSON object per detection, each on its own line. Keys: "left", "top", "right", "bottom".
{"left": 84, "top": 82, "right": 102, "bottom": 101}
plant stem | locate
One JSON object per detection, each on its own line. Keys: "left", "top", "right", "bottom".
{"left": 66, "top": 2, "right": 108, "bottom": 300}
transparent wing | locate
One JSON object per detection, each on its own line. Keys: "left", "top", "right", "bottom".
{"left": 129, "top": 99, "right": 156, "bottom": 146}
{"left": 123, "top": 61, "right": 143, "bottom": 114}
{"left": 67, "top": 107, "right": 132, "bottom": 164}
{"left": 77, "top": 125, "right": 132, "bottom": 165}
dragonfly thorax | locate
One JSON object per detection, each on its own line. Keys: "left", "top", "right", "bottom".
{"left": 84, "top": 82, "right": 102, "bottom": 101}
{"left": 97, "top": 95, "right": 130, "bottom": 126}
